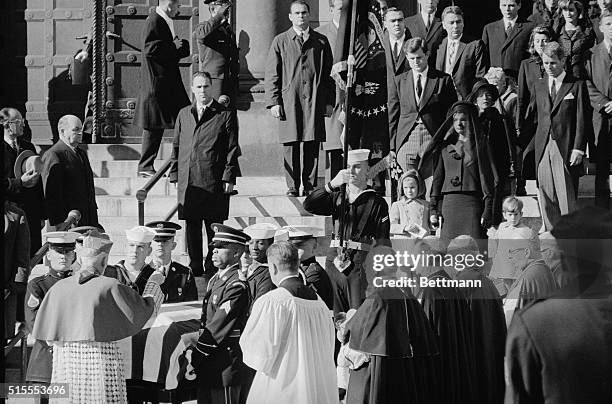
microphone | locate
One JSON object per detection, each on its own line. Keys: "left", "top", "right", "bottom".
{"left": 106, "top": 31, "right": 121, "bottom": 40}
{"left": 218, "top": 95, "right": 230, "bottom": 107}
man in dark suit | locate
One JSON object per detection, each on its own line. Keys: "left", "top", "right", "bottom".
{"left": 388, "top": 37, "right": 458, "bottom": 173}
{"left": 383, "top": 7, "right": 410, "bottom": 80}
{"left": 505, "top": 206, "right": 612, "bottom": 404}
{"left": 169, "top": 71, "right": 240, "bottom": 282}
{"left": 404, "top": 0, "right": 446, "bottom": 67}
{"left": 41, "top": 115, "right": 99, "bottom": 228}
{"left": 265, "top": 0, "right": 334, "bottom": 197}
{"left": 2, "top": 107, "right": 45, "bottom": 252}
{"left": 146, "top": 221, "right": 198, "bottom": 302}
{"left": 134, "top": 0, "right": 190, "bottom": 177}
{"left": 316, "top": 0, "right": 344, "bottom": 182}
{"left": 527, "top": 42, "right": 589, "bottom": 231}
{"left": 436, "top": 6, "right": 489, "bottom": 99}
{"left": 194, "top": 0, "right": 239, "bottom": 105}
{"left": 586, "top": 10, "right": 612, "bottom": 209}
{"left": 482, "top": 0, "right": 534, "bottom": 78}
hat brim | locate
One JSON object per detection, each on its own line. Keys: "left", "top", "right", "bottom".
{"left": 14, "top": 150, "right": 37, "bottom": 180}
{"left": 209, "top": 240, "right": 243, "bottom": 249}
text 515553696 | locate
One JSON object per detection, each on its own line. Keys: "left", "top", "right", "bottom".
{"left": 0, "top": 383, "right": 69, "bottom": 398}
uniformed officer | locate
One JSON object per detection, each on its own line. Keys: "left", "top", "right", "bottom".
{"left": 194, "top": 0, "right": 239, "bottom": 104}
{"left": 146, "top": 220, "right": 198, "bottom": 302}
{"left": 276, "top": 225, "right": 334, "bottom": 310}
{"left": 106, "top": 226, "right": 156, "bottom": 294}
{"left": 242, "top": 223, "right": 278, "bottom": 310}
{"left": 303, "top": 149, "right": 391, "bottom": 314}
{"left": 191, "top": 224, "right": 250, "bottom": 404}
{"left": 24, "top": 231, "right": 80, "bottom": 388}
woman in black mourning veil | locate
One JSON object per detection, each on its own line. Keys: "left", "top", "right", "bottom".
{"left": 419, "top": 101, "right": 499, "bottom": 245}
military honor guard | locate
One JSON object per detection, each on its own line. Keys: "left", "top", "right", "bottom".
{"left": 303, "top": 149, "right": 390, "bottom": 314}
{"left": 106, "top": 225, "right": 157, "bottom": 293}
{"left": 24, "top": 231, "right": 79, "bottom": 386}
{"left": 242, "top": 223, "right": 278, "bottom": 309}
{"left": 276, "top": 225, "right": 334, "bottom": 310}
{"left": 146, "top": 220, "right": 198, "bottom": 302}
{"left": 190, "top": 224, "right": 251, "bottom": 404}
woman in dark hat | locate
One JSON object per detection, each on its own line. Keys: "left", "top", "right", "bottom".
{"left": 468, "top": 79, "right": 517, "bottom": 226}
{"left": 420, "top": 102, "right": 498, "bottom": 244}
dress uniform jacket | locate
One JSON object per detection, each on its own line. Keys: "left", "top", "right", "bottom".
{"left": 169, "top": 101, "right": 240, "bottom": 221}
{"left": 134, "top": 11, "right": 190, "bottom": 130}
{"left": 41, "top": 140, "right": 98, "bottom": 227}
{"left": 194, "top": 12, "right": 239, "bottom": 102}
{"left": 193, "top": 264, "right": 250, "bottom": 387}
{"left": 316, "top": 22, "right": 343, "bottom": 151}
{"left": 435, "top": 35, "right": 489, "bottom": 100}
{"left": 505, "top": 283, "right": 612, "bottom": 404}
{"left": 404, "top": 14, "right": 446, "bottom": 67}
{"left": 388, "top": 68, "right": 458, "bottom": 153}
{"left": 482, "top": 18, "right": 534, "bottom": 78}
{"left": 528, "top": 73, "right": 589, "bottom": 171}
{"left": 246, "top": 262, "right": 276, "bottom": 310}
{"left": 159, "top": 261, "right": 198, "bottom": 302}
{"left": 24, "top": 270, "right": 70, "bottom": 383}
{"left": 299, "top": 256, "right": 334, "bottom": 310}
{"left": 264, "top": 27, "right": 334, "bottom": 144}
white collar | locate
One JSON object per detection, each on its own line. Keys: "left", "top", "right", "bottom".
{"left": 548, "top": 70, "right": 566, "bottom": 87}
{"left": 278, "top": 274, "right": 300, "bottom": 285}
{"left": 604, "top": 39, "right": 612, "bottom": 55}
{"left": 61, "top": 138, "right": 78, "bottom": 153}
{"left": 448, "top": 34, "right": 463, "bottom": 44}
{"left": 412, "top": 66, "right": 429, "bottom": 80}
{"left": 293, "top": 26, "right": 310, "bottom": 38}
{"left": 332, "top": 19, "right": 339, "bottom": 29}
{"left": 197, "top": 99, "right": 214, "bottom": 110}
{"left": 503, "top": 16, "right": 518, "bottom": 26}
{"left": 389, "top": 33, "right": 406, "bottom": 45}
{"left": 421, "top": 11, "right": 435, "bottom": 26}
{"left": 156, "top": 6, "right": 176, "bottom": 39}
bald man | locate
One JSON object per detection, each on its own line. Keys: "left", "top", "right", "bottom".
{"left": 41, "top": 115, "right": 99, "bottom": 227}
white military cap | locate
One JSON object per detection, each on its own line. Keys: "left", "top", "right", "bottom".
{"left": 125, "top": 226, "right": 156, "bottom": 244}
{"left": 347, "top": 149, "right": 370, "bottom": 164}
{"left": 45, "top": 231, "right": 81, "bottom": 247}
{"left": 243, "top": 223, "right": 279, "bottom": 241}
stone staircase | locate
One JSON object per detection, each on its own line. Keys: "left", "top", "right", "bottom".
{"left": 38, "top": 142, "right": 609, "bottom": 266}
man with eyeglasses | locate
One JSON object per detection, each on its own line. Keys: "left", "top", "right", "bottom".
{"left": 503, "top": 228, "right": 556, "bottom": 325}
{"left": 41, "top": 114, "right": 99, "bottom": 228}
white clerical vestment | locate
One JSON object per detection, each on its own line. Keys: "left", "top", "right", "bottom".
{"left": 239, "top": 287, "right": 337, "bottom": 404}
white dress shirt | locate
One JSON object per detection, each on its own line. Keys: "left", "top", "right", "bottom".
{"left": 412, "top": 67, "right": 429, "bottom": 105}
{"left": 421, "top": 11, "right": 434, "bottom": 29}
{"left": 503, "top": 16, "right": 518, "bottom": 33}
{"left": 446, "top": 35, "right": 462, "bottom": 73}
{"left": 156, "top": 6, "right": 176, "bottom": 39}
{"left": 389, "top": 33, "right": 406, "bottom": 59}
{"left": 293, "top": 26, "right": 310, "bottom": 42}
{"left": 196, "top": 98, "right": 214, "bottom": 119}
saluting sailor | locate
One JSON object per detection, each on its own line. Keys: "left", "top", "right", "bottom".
{"left": 24, "top": 231, "right": 80, "bottom": 386}
{"left": 191, "top": 224, "right": 251, "bottom": 404}
{"left": 146, "top": 220, "right": 199, "bottom": 302}
{"left": 303, "top": 149, "right": 390, "bottom": 314}
{"left": 106, "top": 225, "right": 157, "bottom": 293}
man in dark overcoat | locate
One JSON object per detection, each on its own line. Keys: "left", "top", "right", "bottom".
{"left": 169, "top": 71, "right": 240, "bottom": 282}
{"left": 265, "top": 0, "right": 334, "bottom": 197}
{"left": 316, "top": 0, "right": 344, "bottom": 183}
{"left": 134, "top": 0, "right": 190, "bottom": 177}
{"left": 194, "top": 0, "right": 239, "bottom": 105}
{"left": 586, "top": 10, "right": 612, "bottom": 209}
{"left": 41, "top": 115, "right": 99, "bottom": 228}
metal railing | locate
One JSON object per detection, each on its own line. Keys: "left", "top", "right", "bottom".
{"left": 136, "top": 159, "right": 178, "bottom": 226}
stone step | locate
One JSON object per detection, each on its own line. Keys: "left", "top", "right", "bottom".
{"left": 38, "top": 143, "right": 175, "bottom": 161}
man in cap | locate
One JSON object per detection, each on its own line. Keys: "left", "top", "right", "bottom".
{"left": 146, "top": 220, "right": 198, "bottom": 302}
{"left": 505, "top": 206, "right": 612, "bottom": 404}
{"left": 2, "top": 107, "right": 45, "bottom": 253}
{"left": 194, "top": 0, "right": 239, "bottom": 104}
{"left": 24, "top": 231, "right": 79, "bottom": 388}
{"left": 106, "top": 225, "right": 157, "bottom": 294}
{"left": 277, "top": 225, "right": 334, "bottom": 310}
{"left": 242, "top": 223, "right": 278, "bottom": 310}
{"left": 303, "top": 149, "right": 390, "bottom": 314}
{"left": 190, "top": 223, "right": 250, "bottom": 403}
{"left": 32, "top": 232, "right": 166, "bottom": 402}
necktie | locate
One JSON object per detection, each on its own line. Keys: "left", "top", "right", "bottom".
{"left": 505, "top": 22, "right": 512, "bottom": 37}
{"left": 297, "top": 33, "right": 304, "bottom": 48}
{"left": 9, "top": 138, "right": 18, "bottom": 152}
{"left": 447, "top": 41, "right": 457, "bottom": 73}
{"left": 550, "top": 79, "right": 557, "bottom": 101}
{"left": 393, "top": 41, "right": 400, "bottom": 61}
{"left": 416, "top": 74, "right": 423, "bottom": 99}
{"left": 426, "top": 15, "right": 431, "bottom": 30}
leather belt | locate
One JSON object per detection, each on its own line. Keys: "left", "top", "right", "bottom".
{"left": 330, "top": 239, "right": 371, "bottom": 251}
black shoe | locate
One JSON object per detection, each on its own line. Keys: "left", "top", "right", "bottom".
{"left": 516, "top": 186, "right": 527, "bottom": 196}
{"left": 286, "top": 189, "right": 299, "bottom": 197}
{"left": 138, "top": 171, "right": 156, "bottom": 178}
{"left": 302, "top": 188, "right": 313, "bottom": 197}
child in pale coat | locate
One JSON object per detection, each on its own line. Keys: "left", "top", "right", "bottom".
{"left": 488, "top": 196, "right": 535, "bottom": 291}
{"left": 390, "top": 169, "right": 430, "bottom": 238}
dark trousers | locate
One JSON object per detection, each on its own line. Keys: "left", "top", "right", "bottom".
{"left": 197, "top": 385, "right": 241, "bottom": 404}
{"left": 325, "top": 149, "right": 343, "bottom": 183}
{"left": 595, "top": 129, "right": 611, "bottom": 209}
{"left": 138, "top": 129, "right": 164, "bottom": 173}
{"left": 283, "top": 141, "right": 319, "bottom": 192}
{"left": 186, "top": 218, "right": 218, "bottom": 282}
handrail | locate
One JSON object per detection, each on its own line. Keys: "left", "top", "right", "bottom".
{"left": 29, "top": 210, "right": 81, "bottom": 268}
{"left": 136, "top": 159, "right": 173, "bottom": 225}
